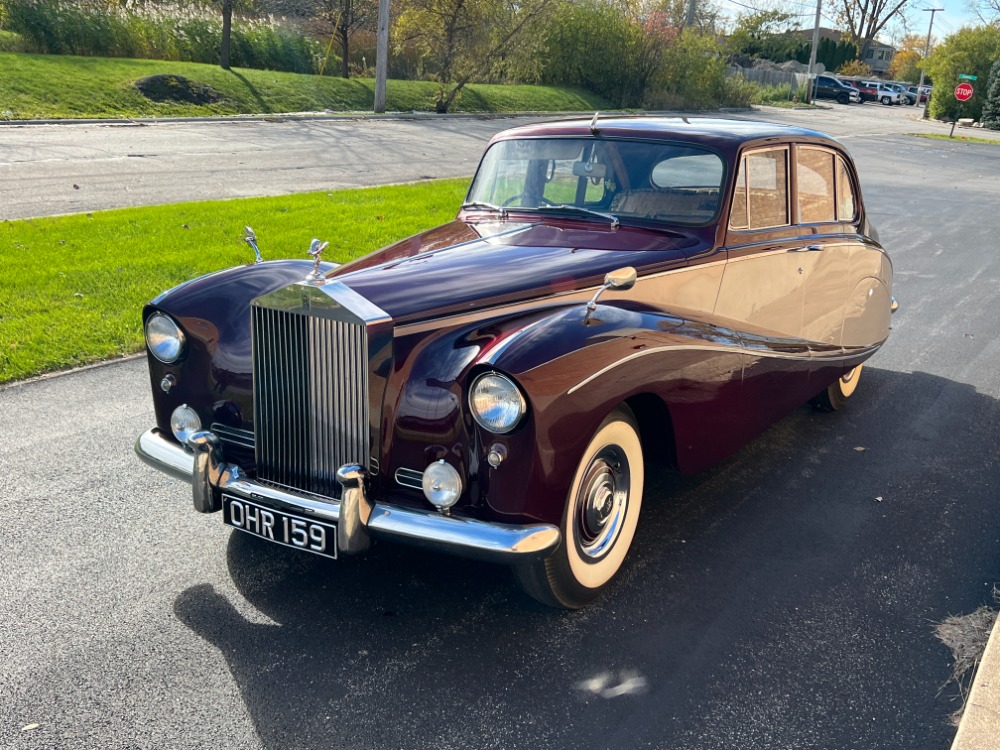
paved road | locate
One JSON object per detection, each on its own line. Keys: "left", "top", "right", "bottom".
{"left": 2, "top": 106, "right": 1000, "bottom": 749}
{"left": 1, "top": 103, "right": 994, "bottom": 221}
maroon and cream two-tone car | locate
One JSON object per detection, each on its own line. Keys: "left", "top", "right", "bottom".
{"left": 136, "top": 116, "right": 895, "bottom": 608}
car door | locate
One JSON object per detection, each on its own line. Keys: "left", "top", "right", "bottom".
{"left": 716, "top": 144, "right": 813, "bottom": 434}
{"left": 793, "top": 145, "right": 857, "bottom": 389}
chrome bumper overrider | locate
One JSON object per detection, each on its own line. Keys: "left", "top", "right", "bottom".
{"left": 135, "top": 428, "right": 560, "bottom": 563}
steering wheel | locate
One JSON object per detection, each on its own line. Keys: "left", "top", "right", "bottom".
{"left": 502, "top": 193, "right": 555, "bottom": 208}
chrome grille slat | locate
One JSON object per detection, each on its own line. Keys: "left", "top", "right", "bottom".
{"left": 252, "top": 297, "right": 370, "bottom": 501}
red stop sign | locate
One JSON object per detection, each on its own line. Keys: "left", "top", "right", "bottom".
{"left": 955, "top": 82, "right": 974, "bottom": 101}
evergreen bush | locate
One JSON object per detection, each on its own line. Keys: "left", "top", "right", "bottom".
{"left": 982, "top": 58, "right": 1000, "bottom": 130}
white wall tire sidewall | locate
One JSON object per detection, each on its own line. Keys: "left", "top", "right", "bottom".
{"left": 839, "top": 364, "right": 863, "bottom": 398}
{"left": 564, "top": 417, "right": 644, "bottom": 591}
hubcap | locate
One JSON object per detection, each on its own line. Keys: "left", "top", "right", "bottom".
{"left": 575, "top": 446, "right": 630, "bottom": 561}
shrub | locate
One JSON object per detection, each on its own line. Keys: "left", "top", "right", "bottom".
{"left": 540, "top": 1, "right": 659, "bottom": 108}
{"left": 837, "top": 60, "right": 872, "bottom": 77}
{"left": 645, "top": 30, "right": 728, "bottom": 110}
{"left": 2, "top": 0, "right": 322, "bottom": 74}
{"left": 925, "top": 25, "right": 1000, "bottom": 122}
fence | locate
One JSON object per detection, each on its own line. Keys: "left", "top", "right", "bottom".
{"left": 727, "top": 65, "right": 816, "bottom": 92}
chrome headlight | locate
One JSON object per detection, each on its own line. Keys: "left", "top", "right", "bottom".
{"left": 145, "top": 312, "right": 186, "bottom": 364}
{"left": 170, "top": 405, "right": 202, "bottom": 445}
{"left": 469, "top": 372, "right": 527, "bottom": 434}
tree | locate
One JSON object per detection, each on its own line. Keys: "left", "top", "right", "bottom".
{"left": 887, "top": 48, "right": 920, "bottom": 81}
{"left": 837, "top": 0, "right": 914, "bottom": 61}
{"left": 726, "top": 9, "right": 802, "bottom": 63}
{"left": 924, "top": 25, "right": 1000, "bottom": 121}
{"left": 394, "top": 0, "right": 557, "bottom": 113}
{"left": 973, "top": 0, "right": 1000, "bottom": 25}
{"left": 838, "top": 59, "right": 872, "bottom": 76}
{"left": 263, "top": 0, "right": 376, "bottom": 77}
{"left": 982, "top": 58, "right": 1000, "bottom": 130}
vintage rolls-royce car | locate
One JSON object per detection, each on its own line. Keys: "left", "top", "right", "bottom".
{"left": 136, "top": 116, "right": 895, "bottom": 608}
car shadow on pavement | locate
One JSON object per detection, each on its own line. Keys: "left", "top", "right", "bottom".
{"left": 174, "top": 367, "right": 1000, "bottom": 750}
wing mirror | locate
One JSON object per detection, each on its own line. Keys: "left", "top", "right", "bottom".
{"left": 584, "top": 266, "right": 637, "bottom": 323}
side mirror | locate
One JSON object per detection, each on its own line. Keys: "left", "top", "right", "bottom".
{"left": 584, "top": 266, "right": 638, "bottom": 323}
{"left": 604, "top": 267, "right": 637, "bottom": 291}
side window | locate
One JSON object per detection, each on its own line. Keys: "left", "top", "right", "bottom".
{"left": 746, "top": 148, "right": 788, "bottom": 229}
{"left": 836, "top": 157, "right": 856, "bottom": 221}
{"left": 796, "top": 147, "right": 836, "bottom": 224}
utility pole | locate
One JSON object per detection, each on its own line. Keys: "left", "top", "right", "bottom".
{"left": 807, "top": 0, "right": 822, "bottom": 103}
{"left": 686, "top": 0, "right": 697, "bottom": 27}
{"left": 374, "top": 0, "right": 390, "bottom": 113}
{"left": 916, "top": 8, "right": 943, "bottom": 113}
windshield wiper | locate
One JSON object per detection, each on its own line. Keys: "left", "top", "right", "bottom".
{"left": 460, "top": 201, "right": 508, "bottom": 219}
{"left": 519, "top": 204, "right": 620, "bottom": 229}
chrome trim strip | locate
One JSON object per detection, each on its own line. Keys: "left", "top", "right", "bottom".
{"left": 395, "top": 467, "right": 424, "bottom": 490}
{"left": 566, "top": 341, "right": 883, "bottom": 395}
{"left": 135, "top": 428, "right": 560, "bottom": 563}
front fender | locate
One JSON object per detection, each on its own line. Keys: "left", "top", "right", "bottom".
{"left": 469, "top": 303, "right": 746, "bottom": 524}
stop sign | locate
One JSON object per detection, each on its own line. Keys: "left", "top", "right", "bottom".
{"left": 955, "top": 82, "right": 974, "bottom": 101}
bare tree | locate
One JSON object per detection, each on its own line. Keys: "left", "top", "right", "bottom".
{"left": 837, "top": 0, "right": 915, "bottom": 60}
{"left": 972, "top": 0, "right": 1000, "bottom": 25}
{"left": 395, "top": 0, "right": 558, "bottom": 112}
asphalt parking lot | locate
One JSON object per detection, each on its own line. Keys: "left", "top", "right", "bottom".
{"left": 1, "top": 104, "right": 999, "bottom": 749}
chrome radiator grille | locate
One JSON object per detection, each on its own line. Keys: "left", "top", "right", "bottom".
{"left": 252, "top": 305, "right": 369, "bottom": 499}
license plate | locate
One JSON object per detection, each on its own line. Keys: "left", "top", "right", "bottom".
{"left": 222, "top": 495, "right": 337, "bottom": 559}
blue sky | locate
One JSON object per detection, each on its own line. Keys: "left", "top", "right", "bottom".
{"left": 715, "top": 0, "right": 988, "bottom": 44}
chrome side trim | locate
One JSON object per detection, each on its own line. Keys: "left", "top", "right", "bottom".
{"left": 135, "top": 429, "right": 560, "bottom": 563}
{"left": 566, "top": 340, "right": 884, "bottom": 395}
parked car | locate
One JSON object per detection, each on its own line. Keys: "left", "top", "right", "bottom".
{"left": 812, "top": 75, "right": 861, "bottom": 104}
{"left": 840, "top": 78, "right": 878, "bottom": 103}
{"left": 136, "top": 117, "right": 896, "bottom": 609}
{"left": 888, "top": 83, "right": 916, "bottom": 105}
{"left": 866, "top": 82, "right": 904, "bottom": 105}
{"left": 907, "top": 85, "right": 929, "bottom": 104}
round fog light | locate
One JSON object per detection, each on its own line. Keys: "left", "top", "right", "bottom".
{"left": 422, "top": 460, "right": 462, "bottom": 511}
{"left": 170, "top": 404, "right": 202, "bottom": 445}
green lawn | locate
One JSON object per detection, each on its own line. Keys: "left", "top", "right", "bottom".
{"left": 0, "top": 179, "right": 469, "bottom": 383}
{"left": 0, "top": 52, "right": 608, "bottom": 120}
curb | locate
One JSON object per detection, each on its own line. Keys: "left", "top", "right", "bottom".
{"left": 0, "top": 108, "right": 751, "bottom": 128}
{"left": 951, "top": 611, "right": 1000, "bottom": 749}
{"left": 0, "top": 353, "right": 145, "bottom": 393}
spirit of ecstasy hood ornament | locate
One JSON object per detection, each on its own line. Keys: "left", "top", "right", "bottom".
{"left": 307, "top": 238, "right": 329, "bottom": 282}
{"left": 244, "top": 226, "right": 262, "bottom": 263}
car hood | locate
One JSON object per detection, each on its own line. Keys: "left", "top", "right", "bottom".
{"left": 327, "top": 218, "right": 708, "bottom": 324}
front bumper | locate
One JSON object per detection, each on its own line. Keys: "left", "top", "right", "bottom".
{"left": 135, "top": 428, "right": 560, "bottom": 564}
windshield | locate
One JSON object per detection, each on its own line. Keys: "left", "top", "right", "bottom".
{"left": 466, "top": 138, "right": 725, "bottom": 226}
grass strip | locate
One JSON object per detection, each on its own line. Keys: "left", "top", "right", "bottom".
{"left": 909, "top": 132, "right": 1000, "bottom": 145}
{"left": 0, "top": 179, "right": 468, "bottom": 383}
{"left": 0, "top": 52, "right": 608, "bottom": 120}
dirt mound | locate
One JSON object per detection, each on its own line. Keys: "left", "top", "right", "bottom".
{"left": 135, "top": 75, "right": 223, "bottom": 105}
